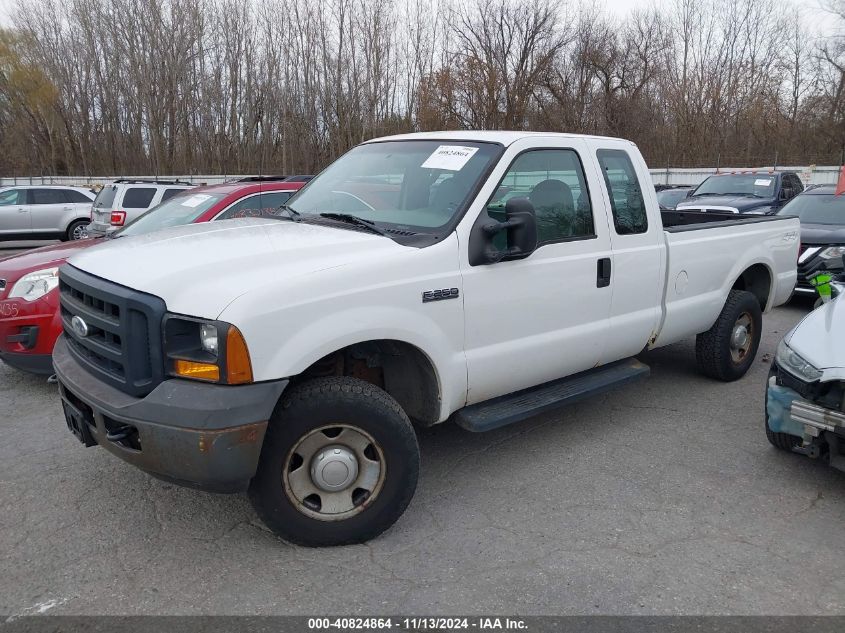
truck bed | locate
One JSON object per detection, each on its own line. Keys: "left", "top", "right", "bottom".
{"left": 660, "top": 209, "right": 794, "bottom": 231}
{"left": 652, "top": 212, "right": 800, "bottom": 349}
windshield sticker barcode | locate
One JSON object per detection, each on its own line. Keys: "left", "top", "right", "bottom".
{"left": 421, "top": 146, "right": 479, "bottom": 171}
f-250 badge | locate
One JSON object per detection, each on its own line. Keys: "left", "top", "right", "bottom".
{"left": 422, "top": 288, "right": 460, "bottom": 303}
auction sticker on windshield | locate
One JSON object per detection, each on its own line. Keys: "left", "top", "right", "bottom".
{"left": 181, "top": 194, "right": 212, "bottom": 208}
{"left": 422, "top": 145, "right": 480, "bottom": 171}
{"left": 755, "top": 178, "right": 773, "bottom": 186}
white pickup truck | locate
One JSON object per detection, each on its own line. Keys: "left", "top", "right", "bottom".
{"left": 52, "top": 132, "right": 799, "bottom": 546}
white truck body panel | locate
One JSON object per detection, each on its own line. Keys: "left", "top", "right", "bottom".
{"left": 68, "top": 131, "right": 800, "bottom": 423}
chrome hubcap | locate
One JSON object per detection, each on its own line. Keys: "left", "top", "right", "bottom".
{"left": 729, "top": 312, "right": 753, "bottom": 364}
{"left": 71, "top": 225, "right": 87, "bottom": 240}
{"left": 283, "top": 425, "right": 384, "bottom": 521}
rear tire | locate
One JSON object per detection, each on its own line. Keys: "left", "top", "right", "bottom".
{"left": 65, "top": 220, "right": 89, "bottom": 241}
{"left": 249, "top": 376, "right": 419, "bottom": 547}
{"left": 695, "top": 289, "right": 762, "bottom": 381}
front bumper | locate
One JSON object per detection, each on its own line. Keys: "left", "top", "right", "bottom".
{"left": 766, "top": 375, "right": 845, "bottom": 472}
{"left": 0, "top": 292, "right": 62, "bottom": 374}
{"left": 53, "top": 335, "right": 288, "bottom": 492}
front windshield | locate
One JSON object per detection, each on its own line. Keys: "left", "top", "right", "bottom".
{"left": 117, "top": 192, "right": 225, "bottom": 237}
{"left": 777, "top": 192, "right": 845, "bottom": 225}
{"left": 693, "top": 174, "right": 776, "bottom": 198}
{"left": 287, "top": 140, "right": 501, "bottom": 232}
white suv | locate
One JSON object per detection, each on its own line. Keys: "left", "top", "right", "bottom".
{"left": 0, "top": 185, "right": 96, "bottom": 241}
{"left": 88, "top": 179, "right": 194, "bottom": 236}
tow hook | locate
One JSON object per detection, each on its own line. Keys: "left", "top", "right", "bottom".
{"left": 792, "top": 441, "right": 821, "bottom": 459}
{"left": 106, "top": 425, "right": 137, "bottom": 443}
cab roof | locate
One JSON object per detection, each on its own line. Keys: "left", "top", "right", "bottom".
{"left": 367, "top": 130, "right": 635, "bottom": 146}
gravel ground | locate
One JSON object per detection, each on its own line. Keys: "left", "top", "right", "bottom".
{"left": 2, "top": 298, "right": 844, "bottom": 616}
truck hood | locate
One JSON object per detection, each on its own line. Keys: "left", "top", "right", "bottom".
{"left": 67, "top": 219, "right": 403, "bottom": 318}
{"left": 677, "top": 194, "right": 774, "bottom": 213}
{"left": 799, "top": 223, "right": 845, "bottom": 245}
{"left": 787, "top": 295, "right": 845, "bottom": 377}
{"left": 0, "top": 238, "right": 103, "bottom": 283}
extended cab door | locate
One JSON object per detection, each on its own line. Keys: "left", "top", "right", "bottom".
{"left": 589, "top": 141, "right": 664, "bottom": 362}
{"left": 458, "top": 138, "right": 614, "bottom": 404}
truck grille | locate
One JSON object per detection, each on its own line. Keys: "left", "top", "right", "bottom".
{"left": 59, "top": 265, "right": 166, "bottom": 397}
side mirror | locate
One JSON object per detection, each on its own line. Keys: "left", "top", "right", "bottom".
{"left": 780, "top": 187, "right": 793, "bottom": 201}
{"left": 480, "top": 197, "right": 538, "bottom": 263}
{"left": 686, "top": 189, "right": 695, "bottom": 198}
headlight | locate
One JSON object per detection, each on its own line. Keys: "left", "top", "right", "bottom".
{"left": 819, "top": 246, "right": 845, "bottom": 261}
{"left": 163, "top": 316, "right": 253, "bottom": 385}
{"left": 8, "top": 267, "right": 60, "bottom": 301}
{"left": 776, "top": 339, "right": 822, "bottom": 382}
{"left": 199, "top": 322, "right": 219, "bottom": 355}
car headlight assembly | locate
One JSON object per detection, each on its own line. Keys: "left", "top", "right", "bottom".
{"left": 163, "top": 316, "right": 253, "bottom": 385}
{"left": 819, "top": 246, "right": 845, "bottom": 261}
{"left": 8, "top": 267, "right": 60, "bottom": 302}
{"left": 776, "top": 339, "right": 822, "bottom": 382}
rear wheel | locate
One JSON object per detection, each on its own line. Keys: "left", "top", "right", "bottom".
{"left": 695, "top": 289, "right": 762, "bottom": 381}
{"left": 65, "top": 220, "right": 89, "bottom": 241}
{"left": 249, "top": 376, "right": 419, "bottom": 546}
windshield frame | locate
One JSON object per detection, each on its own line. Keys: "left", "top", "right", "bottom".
{"left": 284, "top": 138, "right": 506, "bottom": 246}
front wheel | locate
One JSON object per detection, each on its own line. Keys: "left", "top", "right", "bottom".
{"left": 249, "top": 376, "right": 420, "bottom": 546}
{"left": 695, "top": 289, "right": 762, "bottom": 381}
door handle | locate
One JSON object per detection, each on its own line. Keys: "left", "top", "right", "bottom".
{"left": 596, "top": 257, "right": 611, "bottom": 288}
{"left": 17, "top": 208, "right": 27, "bottom": 213}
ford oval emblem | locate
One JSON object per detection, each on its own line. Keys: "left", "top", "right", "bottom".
{"left": 71, "top": 315, "right": 90, "bottom": 338}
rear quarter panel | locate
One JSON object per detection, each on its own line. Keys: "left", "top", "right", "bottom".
{"left": 653, "top": 217, "right": 799, "bottom": 348}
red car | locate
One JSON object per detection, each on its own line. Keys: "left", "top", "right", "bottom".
{"left": 0, "top": 179, "right": 304, "bottom": 374}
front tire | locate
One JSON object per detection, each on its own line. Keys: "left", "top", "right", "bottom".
{"left": 695, "top": 289, "right": 762, "bottom": 381}
{"left": 249, "top": 376, "right": 420, "bottom": 546}
{"left": 65, "top": 220, "right": 89, "bottom": 241}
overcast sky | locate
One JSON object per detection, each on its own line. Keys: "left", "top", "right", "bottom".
{"left": 0, "top": 0, "right": 838, "bottom": 37}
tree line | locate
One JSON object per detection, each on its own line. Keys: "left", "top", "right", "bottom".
{"left": 1, "top": 0, "right": 845, "bottom": 177}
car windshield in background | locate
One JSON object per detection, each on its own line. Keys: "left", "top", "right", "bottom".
{"left": 656, "top": 189, "right": 690, "bottom": 208}
{"left": 693, "top": 174, "right": 776, "bottom": 197}
{"left": 116, "top": 192, "right": 225, "bottom": 237}
{"left": 777, "top": 192, "right": 845, "bottom": 225}
{"left": 286, "top": 140, "right": 501, "bottom": 233}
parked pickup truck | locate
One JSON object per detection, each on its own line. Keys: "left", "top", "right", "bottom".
{"left": 52, "top": 132, "right": 799, "bottom": 546}
{"left": 676, "top": 170, "right": 804, "bottom": 215}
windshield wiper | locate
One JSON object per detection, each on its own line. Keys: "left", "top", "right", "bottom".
{"left": 273, "top": 204, "right": 302, "bottom": 222}
{"left": 318, "top": 213, "right": 389, "bottom": 237}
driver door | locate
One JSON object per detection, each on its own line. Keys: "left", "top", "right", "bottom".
{"left": 459, "top": 139, "right": 614, "bottom": 404}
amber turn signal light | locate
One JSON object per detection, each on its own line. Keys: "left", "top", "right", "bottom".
{"left": 226, "top": 326, "right": 253, "bottom": 385}
{"left": 173, "top": 359, "right": 220, "bottom": 382}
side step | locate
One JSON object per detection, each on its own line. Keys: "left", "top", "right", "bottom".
{"left": 453, "top": 358, "right": 650, "bottom": 432}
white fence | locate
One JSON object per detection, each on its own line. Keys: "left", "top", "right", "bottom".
{"left": 1, "top": 165, "right": 842, "bottom": 189}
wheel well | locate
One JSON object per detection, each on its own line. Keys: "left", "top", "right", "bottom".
{"left": 732, "top": 264, "right": 771, "bottom": 310}
{"left": 294, "top": 340, "right": 441, "bottom": 426}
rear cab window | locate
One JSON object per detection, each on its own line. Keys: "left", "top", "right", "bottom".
{"left": 596, "top": 149, "right": 648, "bottom": 234}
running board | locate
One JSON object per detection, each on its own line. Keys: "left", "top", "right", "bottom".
{"left": 454, "top": 358, "right": 650, "bottom": 433}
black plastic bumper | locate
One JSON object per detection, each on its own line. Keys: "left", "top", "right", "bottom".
{"left": 0, "top": 349, "right": 54, "bottom": 375}
{"left": 52, "top": 335, "right": 288, "bottom": 493}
